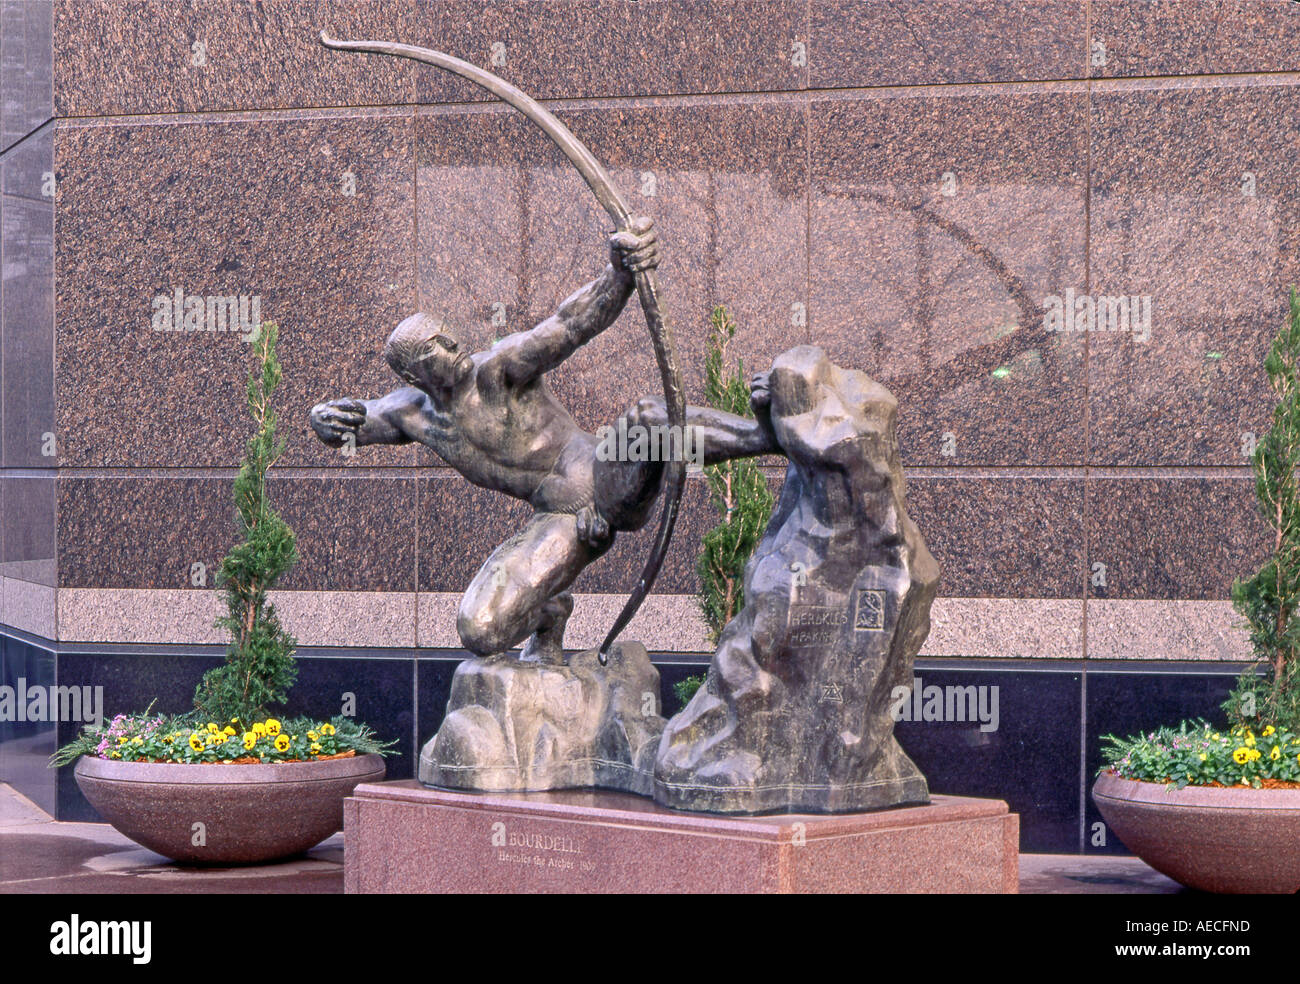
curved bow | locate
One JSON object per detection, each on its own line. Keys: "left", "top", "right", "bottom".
{"left": 320, "top": 34, "right": 688, "bottom": 665}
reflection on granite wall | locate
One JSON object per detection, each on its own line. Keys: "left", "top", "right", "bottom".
{"left": 0, "top": 1, "right": 1296, "bottom": 847}
{"left": 1, "top": 0, "right": 56, "bottom": 645}
{"left": 4, "top": 1, "right": 1285, "bottom": 648}
{"left": 1, "top": 0, "right": 52, "bottom": 153}
{"left": 0, "top": 633, "right": 56, "bottom": 816}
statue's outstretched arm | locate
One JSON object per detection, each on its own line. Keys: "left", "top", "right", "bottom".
{"left": 689, "top": 406, "right": 779, "bottom": 465}
{"left": 621, "top": 375, "right": 780, "bottom": 465}
{"left": 309, "top": 387, "right": 428, "bottom": 448}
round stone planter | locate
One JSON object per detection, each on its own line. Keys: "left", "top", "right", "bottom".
{"left": 1092, "top": 770, "right": 1300, "bottom": 893}
{"left": 74, "top": 753, "right": 386, "bottom": 865}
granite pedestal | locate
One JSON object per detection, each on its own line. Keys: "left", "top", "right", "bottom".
{"left": 343, "top": 781, "right": 1019, "bottom": 893}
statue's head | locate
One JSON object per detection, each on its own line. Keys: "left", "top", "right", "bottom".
{"left": 385, "top": 313, "right": 473, "bottom": 391}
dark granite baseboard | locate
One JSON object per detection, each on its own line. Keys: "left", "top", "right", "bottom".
{"left": 0, "top": 625, "right": 1253, "bottom": 854}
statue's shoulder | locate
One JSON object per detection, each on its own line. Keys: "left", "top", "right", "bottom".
{"left": 466, "top": 348, "right": 498, "bottom": 387}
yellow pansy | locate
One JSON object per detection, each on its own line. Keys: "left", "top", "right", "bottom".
{"left": 1264, "top": 726, "right": 1275, "bottom": 737}
{"left": 1244, "top": 733, "right": 1256, "bottom": 748}
{"left": 1233, "top": 747, "right": 1251, "bottom": 765}
{"left": 252, "top": 722, "right": 267, "bottom": 737}
{"left": 188, "top": 734, "right": 205, "bottom": 752}
{"left": 206, "top": 722, "right": 219, "bottom": 734}
{"left": 222, "top": 726, "right": 236, "bottom": 736}
{"left": 320, "top": 723, "right": 336, "bottom": 736}
{"left": 1198, "top": 753, "right": 1207, "bottom": 761}
{"left": 1271, "top": 745, "right": 1281, "bottom": 761}
{"left": 132, "top": 736, "right": 144, "bottom": 746}
{"left": 117, "top": 736, "right": 129, "bottom": 745}
{"left": 242, "top": 732, "right": 257, "bottom": 750}
{"left": 310, "top": 742, "right": 322, "bottom": 754}
{"left": 306, "top": 731, "right": 319, "bottom": 742}
{"left": 265, "top": 719, "right": 281, "bottom": 736}
{"left": 274, "top": 734, "right": 291, "bottom": 753}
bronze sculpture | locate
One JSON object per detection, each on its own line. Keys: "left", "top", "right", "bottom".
{"left": 318, "top": 34, "right": 939, "bottom": 812}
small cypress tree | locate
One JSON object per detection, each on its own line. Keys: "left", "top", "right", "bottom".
{"left": 193, "top": 322, "right": 299, "bottom": 724}
{"left": 1225, "top": 289, "right": 1300, "bottom": 732}
{"left": 696, "top": 306, "right": 774, "bottom": 643}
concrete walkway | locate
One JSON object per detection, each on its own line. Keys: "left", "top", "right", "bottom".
{"left": 0, "top": 782, "right": 1182, "bottom": 894}
{"left": 0, "top": 782, "right": 344, "bottom": 893}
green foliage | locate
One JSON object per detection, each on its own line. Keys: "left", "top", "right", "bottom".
{"left": 193, "top": 322, "right": 300, "bottom": 723}
{"left": 696, "top": 306, "right": 774, "bottom": 642}
{"left": 673, "top": 673, "right": 706, "bottom": 709}
{"left": 1100, "top": 720, "right": 1300, "bottom": 789}
{"left": 1225, "top": 289, "right": 1300, "bottom": 734}
{"left": 51, "top": 322, "right": 397, "bottom": 769}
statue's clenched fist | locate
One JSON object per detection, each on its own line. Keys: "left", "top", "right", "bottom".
{"left": 310, "top": 398, "right": 367, "bottom": 446}
{"left": 609, "top": 216, "right": 659, "bottom": 274}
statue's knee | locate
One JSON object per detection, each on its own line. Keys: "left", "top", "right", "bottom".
{"left": 457, "top": 604, "right": 511, "bottom": 656}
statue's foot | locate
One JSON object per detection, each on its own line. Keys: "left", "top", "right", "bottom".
{"left": 519, "top": 592, "right": 574, "bottom": 665}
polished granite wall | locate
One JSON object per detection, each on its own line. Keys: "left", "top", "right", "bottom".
{"left": 2, "top": 1, "right": 1298, "bottom": 846}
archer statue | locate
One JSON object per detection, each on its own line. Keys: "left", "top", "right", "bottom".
{"left": 309, "top": 219, "right": 777, "bottom": 664}
{"left": 315, "top": 34, "right": 940, "bottom": 812}
{"left": 308, "top": 37, "right": 779, "bottom": 669}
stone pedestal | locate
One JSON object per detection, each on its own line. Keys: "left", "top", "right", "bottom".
{"left": 344, "top": 781, "right": 1019, "bottom": 893}
{"left": 419, "top": 642, "right": 665, "bottom": 796}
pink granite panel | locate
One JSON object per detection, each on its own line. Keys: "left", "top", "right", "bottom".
{"left": 344, "top": 782, "right": 1018, "bottom": 893}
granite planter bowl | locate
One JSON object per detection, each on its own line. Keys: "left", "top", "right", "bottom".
{"left": 1092, "top": 770, "right": 1300, "bottom": 894}
{"left": 74, "top": 753, "right": 386, "bottom": 864}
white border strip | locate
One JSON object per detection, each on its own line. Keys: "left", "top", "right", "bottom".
{"left": 1087, "top": 599, "right": 1250, "bottom": 661}
{"left": 2, "top": 588, "right": 1252, "bottom": 662}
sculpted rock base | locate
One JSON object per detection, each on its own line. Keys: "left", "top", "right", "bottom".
{"left": 419, "top": 642, "right": 665, "bottom": 797}
{"left": 654, "top": 347, "right": 939, "bottom": 814}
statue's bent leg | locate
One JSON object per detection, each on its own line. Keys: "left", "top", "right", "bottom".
{"left": 594, "top": 455, "right": 664, "bottom": 533}
{"left": 518, "top": 591, "right": 573, "bottom": 664}
{"left": 457, "top": 512, "right": 591, "bottom": 658}
{"left": 594, "top": 399, "right": 668, "bottom": 532}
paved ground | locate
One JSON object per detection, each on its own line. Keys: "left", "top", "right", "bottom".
{"left": 1017, "top": 852, "right": 1183, "bottom": 894}
{"left": 0, "top": 782, "right": 1183, "bottom": 894}
{"left": 0, "top": 782, "right": 344, "bottom": 894}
